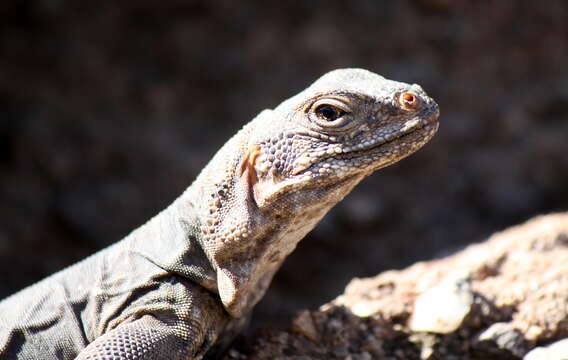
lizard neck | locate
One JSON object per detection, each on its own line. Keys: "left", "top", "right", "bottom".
{"left": 126, "top": 120, "right": 265, "bottom": 317}
{"left": 178, "top": 119, "right": 366, "bottom": 317}
{"left": 129, "top": 112, "right": 367, "bottom": 318}
{"left": 126, "top": 112, "right": 368, "bottom": 319}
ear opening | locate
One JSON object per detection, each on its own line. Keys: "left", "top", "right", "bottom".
{"left": 240, "top": 145, "right": 260, "bottom": 186}
{"left": 238, "top": 144, "right": 261, "bottom": 207}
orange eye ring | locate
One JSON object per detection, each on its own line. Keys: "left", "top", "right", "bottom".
{"left": 399, "top": 92, "right": 420, "bottom": 110}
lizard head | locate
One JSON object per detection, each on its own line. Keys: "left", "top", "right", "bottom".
{"left": 245, "top": 68, "right": 440, "bottom": 210}
{"left": 195, "top": 68, "right": 439, "bottom": 317}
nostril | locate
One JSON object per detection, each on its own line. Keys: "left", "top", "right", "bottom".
{"left": 403, "top": 93, "right": 415, "bottom": 103}
{"left": 399, "top": 92, "right": 420, "bottom": 110}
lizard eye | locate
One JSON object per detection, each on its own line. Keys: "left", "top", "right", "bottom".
{"left": 309, "top": 98, "right": 352, "bottom": 130}
{"left": 315, "top": 105, "right": 344, "bottom": 121}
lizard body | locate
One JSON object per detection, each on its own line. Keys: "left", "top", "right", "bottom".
{"left": 0, "top": 68, "right": 439, "bottom": 359}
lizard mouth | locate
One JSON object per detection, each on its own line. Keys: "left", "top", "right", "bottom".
{"left": 384, "top": 117, "right": 439, "bottom": 148}
{"left": 338, "top": 112, "right": 440, "bottom": 159}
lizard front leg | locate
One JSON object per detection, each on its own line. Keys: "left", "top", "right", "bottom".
{"left": 75, "top": 315, "right": 211, "bottom": 360}
{"left": 75, "top": 280, "right": 229, "bottom": 360}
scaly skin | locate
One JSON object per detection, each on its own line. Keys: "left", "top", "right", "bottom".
{"left": 0, "top": 68, "right": 439, "bottom": 359}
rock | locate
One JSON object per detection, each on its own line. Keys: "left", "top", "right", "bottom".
{"left": 408, "top": 270, "right": 473, "bottom": 334}
{"left": 227, "top": 213, "right": 568, "bottom": 359}
{"left": 477, "top": 322, "right": 526, "bottom": 358}
{"left": 290, "top": 310, "right": 319, "bottom": 342}
{"left": 524, "top": 338, "right": 568, "bottom": 360}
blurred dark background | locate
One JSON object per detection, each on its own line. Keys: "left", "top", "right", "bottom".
{"left": 1, "top": 0, "right": 567, "bottom": 329}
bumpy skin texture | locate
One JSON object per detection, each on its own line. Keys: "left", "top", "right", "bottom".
{"left": 0, "top": 69, "right": 439, "bottom": 359}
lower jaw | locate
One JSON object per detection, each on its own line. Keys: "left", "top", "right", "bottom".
{"left": 338, "top": 121, "right": 439, "bottom": 161}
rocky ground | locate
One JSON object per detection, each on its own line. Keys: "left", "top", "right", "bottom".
{"left": 226, "top": 213, "right": 568, "bottom": 359}
{"left": 1, "top": 0, "right": 567, "bottom": 333}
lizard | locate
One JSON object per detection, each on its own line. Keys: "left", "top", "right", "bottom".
{"left": 0, "top": 68, "right": 439, "bottom": 359}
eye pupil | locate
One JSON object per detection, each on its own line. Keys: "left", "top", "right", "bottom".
{"left": 316, "top": 105, "right": 342, "bottom": 121}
